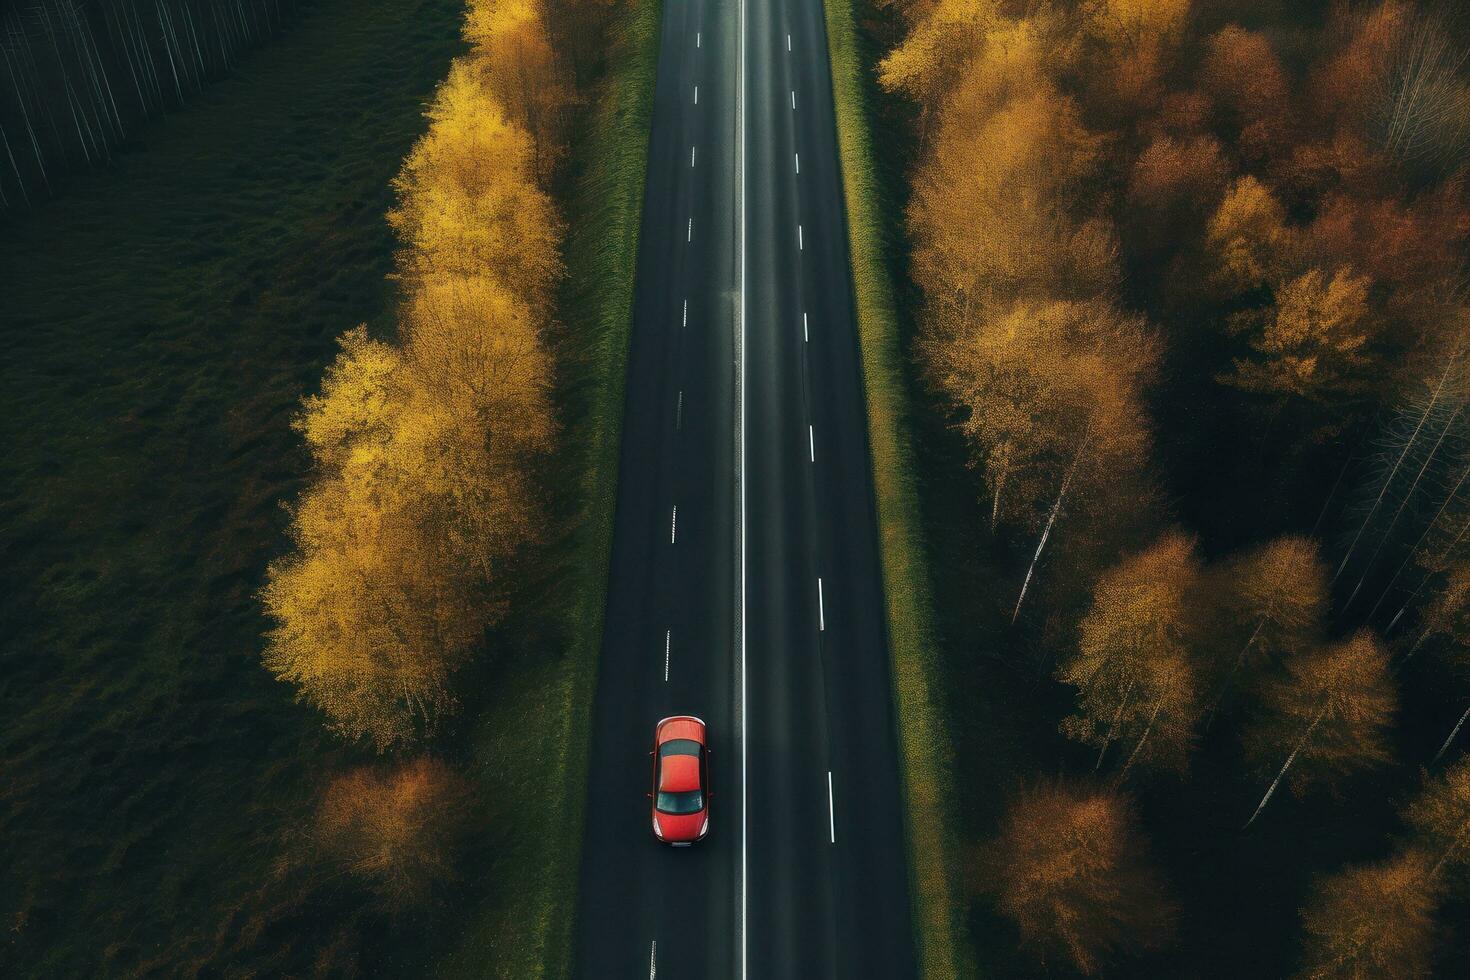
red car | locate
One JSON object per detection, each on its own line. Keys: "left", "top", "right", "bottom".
{"left": 649, "top": 715, "right": 709, "bottom": 845}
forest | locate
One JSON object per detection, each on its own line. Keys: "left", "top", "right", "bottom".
{"left": 0, "top": 0, "right": 304, "bottom": 205}
{"left": 864, "top": 0, "right": 1470, "bottom": 975}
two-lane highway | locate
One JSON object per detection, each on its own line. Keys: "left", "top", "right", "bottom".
{"left": 574, "top": 0, "right": 915, "bottom": 973}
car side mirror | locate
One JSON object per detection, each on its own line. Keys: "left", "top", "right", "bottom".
{"left": 646, "top": 792, "right": 653, "bottom": 798}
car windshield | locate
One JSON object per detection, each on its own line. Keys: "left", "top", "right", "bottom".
{"left": 656, "top": 790, "right": 704, "bottom": 815}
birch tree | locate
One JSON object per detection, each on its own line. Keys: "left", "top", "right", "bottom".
{"left": 1207, "top": 536, "right": 1329, "bottom": 723}
{"left": 1244, "top": 631, "right": 1397, "bottom": 828}
{"left": 1058, "top": 532, "right": 1203, "bottom": 777}
{"left": 1296, "top": 850, "right": 1440, "bottom": 980}
{"left": 1405, "top": 756, "right": 1470, "bottom": 880}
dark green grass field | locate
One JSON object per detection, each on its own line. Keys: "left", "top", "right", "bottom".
{"left": 0, "top": 0, "right": 467, "bottom": 971}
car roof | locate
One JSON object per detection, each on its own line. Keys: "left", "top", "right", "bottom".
{"left": 659, "top": 753, "right": 702, "bottom": 793}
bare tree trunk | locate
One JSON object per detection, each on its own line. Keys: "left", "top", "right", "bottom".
{"left": 1014, "top": 425, "right": 1091, "bottom": 624}
{"left": 1337, "top": 359, "right": 1456, "bottom": 582}
{"left": 1431, "top": 703, "right": 1470, "bottom": 765}
{"left": 0, "top": 122, "right": 24, "bottom": 205}
{"left": 1347, "top": 402, "right": 1464, "bottom": 609}
{"left": 1368, "top": 456, "right": 1470, "bottom": 624}
{"left": 1207, "top": 616, "right": 1264, "bottom": 730}
{"left": 1245, "top": 701, "right": 1329, "bottom": 829}
{"left": 1117, "top": 693, "right": 1166, "bottom": 782}
{"left": 1387, "top": 512, "right": 1470, "bottom": 634}
{"left": 1430, "top": 822, "right": 1469, "bottom": 878}
{"left": 1095, "top": 677, "right": 1138, "bottom": 773}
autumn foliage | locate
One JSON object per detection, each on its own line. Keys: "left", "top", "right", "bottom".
{"left": 983, "top": 781, "right": 1174, "bottom": 975}
{"left": 315, "top": 757, "right": 473, "bottom": 905}
{"left": 872, "top": 0, "right": 1470, "bottom": 971}
{"left": 261, "top": 0, "right": 570, "bottom": 749}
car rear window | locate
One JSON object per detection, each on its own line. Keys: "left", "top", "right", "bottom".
{"left": 659, "top": 738, "right": 701, "bottom": 757}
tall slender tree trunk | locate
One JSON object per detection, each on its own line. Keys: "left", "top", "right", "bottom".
{"left": 1207, "top": 616, "right": 1265, "bottom": 730}
{"left": 1337, "top": 359, "right": 1456, "bottom": 582}
{"left": 1430, "top": 822, "right": 1469, "bottom": 878}
{"left": 1117, "top": 693, "right": 1166, "bottom": 782}
{"left": 1387, "top": 512, "right": 1470, "bottom": 634}
{"left": 1095, "top": 677, "right": 1138, "bottom": 773}
{"left": 1014, "top": 425, "right": 1091, "bottom": 624}
{"left": 1245, "top": 701, "right": 1329, "bottom": 829}
{"left": 0, "top": 122, "right": 24, "bottom": 205}
{"left": 1432, "top": 703, "right": 1470, "bottom": 765}
{"left": 1369, "top": 456, "right": 1470, "bottom": 623}
{"left": 1347, "top": 402, "right": 1464, "bottom": 609}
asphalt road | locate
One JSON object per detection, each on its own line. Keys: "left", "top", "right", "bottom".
{"left": 573, "top": 0, "right": 915, "bottom": 973}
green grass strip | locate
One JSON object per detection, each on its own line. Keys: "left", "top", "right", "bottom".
{"left": 532, "top": 1, "right": 662, "bottom": 974}
{"left": 820, "top": 0, "right": 974, "bottom": 975}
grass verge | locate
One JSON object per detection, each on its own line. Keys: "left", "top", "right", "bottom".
{"left": 431, "top": 0, "right": 661, "bottom": 975}
{"left": 820, "top": 0, "right": 973, "bottom": 975}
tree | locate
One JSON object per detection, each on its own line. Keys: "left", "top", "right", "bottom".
{"left": 464, "top": 0, "right": 573, "bottom": 178}
{"left": 1227, "top": 267, "right": 1377, "bottom": 405}
{"left": 1206, "top": 175, "right": 1293, "bottom": 295}
{"left": 1199, "top": 25, "right": 1296, "bottom": 166}
{"left": 1125, "top": 134, "right": 1229, "bottom": 259}
{"left": 877, "top": 0, "right": 1004, "bottom": 118}
{"left": 387, "top": 61, "right": 563, "bottom": 302}
{"left": 1244, "top": 631, "right": 1397, "bottom": 827}
{"left": 315, "top": 757, "right": 473, "bottom": 906}
{"left": 908, "top": 82, "right": 1109, "bottom": 310}
{"left": 923, "top": 297, "right": 1158, "bottom": 617}
{"left": 983, "top": 781, "right": 1175, "bottom": 975}
{"left": 1296, "top": 849, "right": 1440, "bottom": 980}
{"left": 1369, "top": 9, "right": 1470, "bottom": 175}
{"left": 1405, "top": 756, "right": 1470, "bottom": 879}
{"left": 1082, "top": 0, "right": 1189, "bottom": 115}
{"left": 260, "top": 324, "right": 529, "bottom": 749}
{"left": 1208, "top": 536, "right": 1329, "bottom": 722}
{"left": 1058, "top": 532, "right": 1203, "bottom": 777}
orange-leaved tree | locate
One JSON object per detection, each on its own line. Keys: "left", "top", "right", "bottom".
{"left": 983, "top": 780, "right": 1175, "bottom": 975}
{"left": 1058, "top": 531, "right": 1203, "bottom": 779}
{"left": 1243, "top": 630, "right": 1397, "bottom": 827}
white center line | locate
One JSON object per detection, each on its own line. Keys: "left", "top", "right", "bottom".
{"left": 787, "top": 33, "right": 792, "bottom": 51}
{"left": 827, "top": 772, "right": 836, "bottom": 843}
{"left": 691, "top": 145, "right": 696, "bottom": 167}
{"left": 696, "top": 31, "right": 700, "bottom": 47}
{"left": 791, "top": 90, "right": 796, "bottom": 110}
{"left": 794, "top": 152, "right": 800, "bottom": 174}
{"left": 808, "top": 425, "right": 815, "bottom": 462}
{"left": 671, "top": 505, "right": 678, "bottom": 544}
{"left": 818, "top": 577, "right": 825, "bottom": 631}
{"left": 664, "top": 631, "right": 670, "bottom": 683}
{"left": 687, "top": 217, "right": 693, "bottom": 242}
{"left": 803, "top": 311, "right": 809, "bottom": 342}
{"left": 650, "top": 939, "right": 658, "bottom": 978}
{"left": 798, "top": 224, "right": 803, "bottom": 250}
{"left": 694, "top": 85, "right": 698, "bottom": 104}
{"left": 676, "top": 390, "right": 683, "bottom": 430}
{"left": 683, "top": 298, "right": 688, "bottom": 327}
{"left": 738, "top": 0, "right": 749, "bottom": 964}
